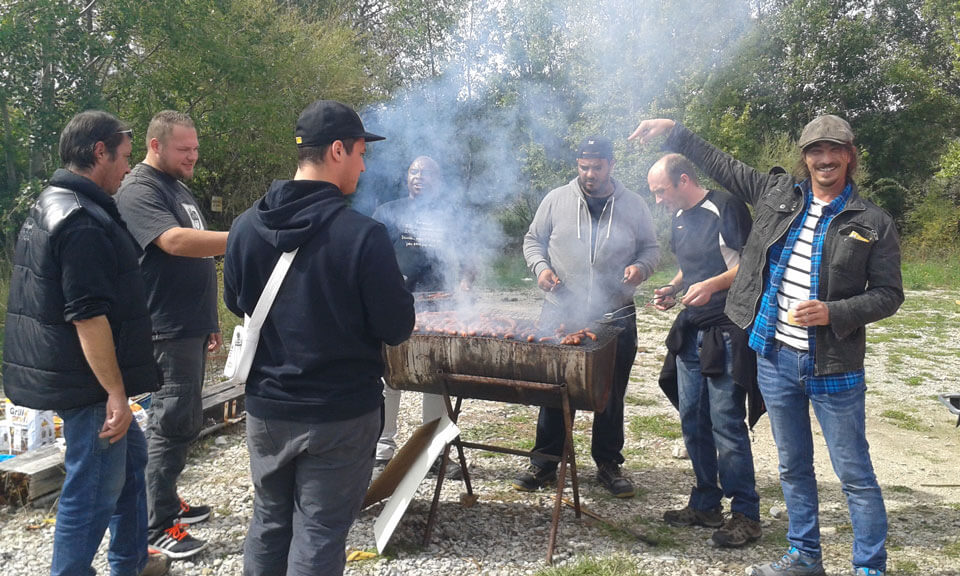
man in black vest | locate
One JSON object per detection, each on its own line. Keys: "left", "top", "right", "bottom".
{"left": 3, "top": 110, "right": 167, "bottom": 575}
{"left": 117, "top": 111, "right": 227, "bottom": 559}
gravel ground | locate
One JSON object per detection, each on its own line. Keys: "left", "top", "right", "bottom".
{"left": 2, "top": 286, "right": 960, "bottom": 575}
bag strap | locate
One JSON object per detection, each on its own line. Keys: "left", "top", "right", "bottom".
{"left": 247, "top": 248, "right": 298, "bottom": 330}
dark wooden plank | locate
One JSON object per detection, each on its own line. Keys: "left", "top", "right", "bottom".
{"left": 0, "top": 444, "right": 64, "bottom": 506}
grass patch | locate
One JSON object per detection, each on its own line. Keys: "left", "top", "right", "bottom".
{"left": 901, "top": 255, "right": 960, "bottom": 289}
{"left": 761, "top": 525, "right": 789, "bottom": 549}
{"left": 886, "top": 484, "right": 914, "bottom": 494}
{"left": 490, "top": 250, "right": 533, "bottom": 289}
{"left": 628, "top": 414, "right": 681, "bottom": 440}
{"left": 880, "top": 409, "right": 925, "bottom": 432}
{"left": 534, "top": 555, "right": 647, "bottom": 576}
{"left": 943, "top": 540, "right": 960, "bottom": 559}
{"left": 758, "top": 483, "right": 784, "bottom": 500}
{"left": 893, "top": 559, "right": 919, "bottom": 575}
{"left": 624, "top": 395, "right": 658, "bottom": 407}
{"left": 905, "top": 375, "right": 923, "bottom": 387}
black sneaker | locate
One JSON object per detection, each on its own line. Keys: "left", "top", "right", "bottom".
{"left": 512, "top": 464, "right": 557, "bottom": 491}
{"left": 429, "top": 457, "right": 463, "bottom": 481}
{"left": 149, "top": 523, "right": 207, "bottom": 559}
{"left": 178, "top": 497, "right": 211, "bottom": 525}
{"left": 663, "top": 504, "right": 724, "bottom": 528}
{"left": 711, "top": 512, "right": 762, "bottom": 547}
{"left": 596, "top": 462, "right": 635, "bottom": 498}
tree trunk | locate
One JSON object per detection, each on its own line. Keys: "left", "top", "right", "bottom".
{"left": 1, "top": 93, "right": 18, "bottom": 193}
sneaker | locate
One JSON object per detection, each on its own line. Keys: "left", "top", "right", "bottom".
{"left": 429, "top": 456, "right": 463, "bottom": 481}
{"left": 853, "top": 569, "right": 884, "bottom": 576}
{"left": 513, "top": 464, "right": 557, "bottom": 491}
{"left": 747, "top": 547, "right": 826, "bottom": 576}
{"left": 596, "top": 462, "right": 635, "bottom": 498}
{"left": 149, "top": 523, "right": 208, "bottom": 559}
{"left": 662, "top": 504, "right": 724, "bottom": 528}
{"left": 710, "top": 512, "right": 761, "bottom": 547}
{"left": 139, "top": 551, "right": 171, "bottom": 576}
{"left": 178, "top": 497, "right": 211, "bottom": 525}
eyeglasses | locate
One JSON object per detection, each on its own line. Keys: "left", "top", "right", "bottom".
{"left": 115, "top": 129, "right": 134, "bottom": 138}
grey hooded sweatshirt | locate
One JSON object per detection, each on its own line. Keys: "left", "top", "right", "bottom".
{"left": 523, "top": 176, "right": 659, "bottom": 324}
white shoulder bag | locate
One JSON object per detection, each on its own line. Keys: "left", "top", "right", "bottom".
{"left": 222, "top": 249, "right": 298, "bottom": 385}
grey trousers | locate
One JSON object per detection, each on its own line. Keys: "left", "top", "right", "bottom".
{"left": 146, "top": 336, "right": 207, "bottom": 534}
{"left": 243, "top": 410, "right": 379, "bottom": 576}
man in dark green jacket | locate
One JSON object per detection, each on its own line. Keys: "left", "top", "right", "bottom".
{"left": 631, "top": 116, "right": 902, "bottom": 576}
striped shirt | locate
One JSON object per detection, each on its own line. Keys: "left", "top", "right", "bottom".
{"left": 748, "top": 181, "right": 865, "bottom": 395}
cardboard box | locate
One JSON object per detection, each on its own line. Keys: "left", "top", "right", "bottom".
{"left": 3, "top": 400, "right": 55, "bottom": 454}
{"left": 0, "top": 420, "right": 11, "bottom": 453}
{"left": 130, "top": 401, "right": 149, "bottom": 432}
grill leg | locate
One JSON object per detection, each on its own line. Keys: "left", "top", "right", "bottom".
{"left": 425, "top": 387, "right": 475, "bottom": 547}
{"left": 547, "top": 384, "right": 579, "bottom": 565}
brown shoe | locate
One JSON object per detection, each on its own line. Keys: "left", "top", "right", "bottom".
{"left": 711, "top": 512, "right": 762, "bottom": 548}
{"left": 662, "top": 505, "right": 724, "bottom": 528}
{"left": 139, "top": 551, "right": 171, "bottom": 576}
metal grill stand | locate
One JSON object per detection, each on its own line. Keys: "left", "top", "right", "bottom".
{"left": 422, "top": 372, "right": 582, "bottom": 566}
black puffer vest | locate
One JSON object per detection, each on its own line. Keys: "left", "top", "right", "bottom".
{"left": 3, "top": 172, "right": 160, "bottom": 409}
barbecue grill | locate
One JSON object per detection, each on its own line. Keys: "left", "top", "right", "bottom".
{"left": 383, "top": 321, "right": 622, "bottom": 564}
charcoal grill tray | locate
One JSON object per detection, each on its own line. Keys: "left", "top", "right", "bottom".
{"left": 384, "top": 324, "right": 622, "bottom": 411}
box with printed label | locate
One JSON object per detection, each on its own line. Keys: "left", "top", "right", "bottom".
{"left": 3, "top": 400, "right": 55, "bottom": 454}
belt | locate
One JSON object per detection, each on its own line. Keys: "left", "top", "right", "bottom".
{"left": 774, "top": 340, "right": 806, "bottom": 354}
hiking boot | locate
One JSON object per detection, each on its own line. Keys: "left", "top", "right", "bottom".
{"left": 747, "top": 547, "right": 826, "bottom": 576}
{"left": 149, "top": 523, "right": 208, "bottom": 559}
{"left": 853, "top": 569, "right": 884, "bottom": 576}
{"left": 662, "top": 504, "right": 724, "bottom": 528}
{"left": 139, "top": 551, "right": 171, "bottom": 576}
{"left": 710, "top": 512, "right": 761, "bottom": 547}
{"left": 513, "top": 464, "right": 557, "bottom": 491}
{"left": 596, "top": 462, "right": 635, "bottom": 498}
{"left": 178, "top": 497, "right": 211, "bottom": 525}
{"left": 429, "top": 456, "right": 463, "bottom": 481}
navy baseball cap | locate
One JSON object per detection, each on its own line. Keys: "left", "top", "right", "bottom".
{"left": 576, "top": 136, "right": 614, "bottom": 161}
{"left": 295, "top": 99, "right": 385, "bottom": 147}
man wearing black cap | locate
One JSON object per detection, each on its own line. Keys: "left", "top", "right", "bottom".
{"left": 631, "top": 117, "right": 902, "bottom": 576}
{"left": 223, "top": 99, "right": 415, "bottom": 575}
{"left": 516, "top": 136, "right": 659, "bottom": 498}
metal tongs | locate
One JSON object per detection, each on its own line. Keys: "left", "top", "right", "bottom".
{"left": 600, "top": 304, "right": 637, "bottom": 323}
{"left": 647, "top": 284, "right": 685, "bottom": 311}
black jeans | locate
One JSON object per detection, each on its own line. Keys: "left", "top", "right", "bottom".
{"left": 530, "top": 308, "right": 638, "bottom": 469}
{"left": 146, "top": 336, "right": 207, "bottom": 534}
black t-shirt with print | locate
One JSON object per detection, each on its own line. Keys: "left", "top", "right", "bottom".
{"left": 670, "top": 188, "right": 752, "bottom": 323}
{"left": 117, "top": 163, "right": 218, "bottom": 339}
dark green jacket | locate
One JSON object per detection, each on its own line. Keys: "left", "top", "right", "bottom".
{"left": 663, "top": 124, "right": 904, "bottom": 376}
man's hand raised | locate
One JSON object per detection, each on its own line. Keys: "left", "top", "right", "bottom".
{"left": 628, "top": 119, "right": 676, "bottom": 146}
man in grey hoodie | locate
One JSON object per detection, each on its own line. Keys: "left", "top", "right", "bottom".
{"left": 515, "top": 136, "right": 659, "bottom": 497}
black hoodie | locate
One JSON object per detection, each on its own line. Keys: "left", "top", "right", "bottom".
{"left": 223, "top": 179, "right": 415, "bottom": 423}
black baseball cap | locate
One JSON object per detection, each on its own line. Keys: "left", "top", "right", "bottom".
{"left": 576, "top": 136, "right": 614, "bottom": 161}
{"left": 294, "top": 99, "right": 385, "bottom": 147}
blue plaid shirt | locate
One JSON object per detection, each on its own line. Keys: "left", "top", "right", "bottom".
{"left": 748, "top": 181, "right": 865, "bottom": 395}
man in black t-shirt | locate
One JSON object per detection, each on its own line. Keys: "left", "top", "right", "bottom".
{"left": 648, "top": 154, "right": 761, "bottom": 548}
{"left": 117, "top": 111, "right": 227, "bottom": 559}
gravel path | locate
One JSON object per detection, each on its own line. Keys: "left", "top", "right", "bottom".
{"left": 2, "top": 287, "right": 959, "bottom": 575}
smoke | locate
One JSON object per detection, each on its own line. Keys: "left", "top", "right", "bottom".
{"left": 351, "top": 0, "right": 755, "bottom": 295}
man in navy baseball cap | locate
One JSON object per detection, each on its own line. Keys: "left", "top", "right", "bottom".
{"left": 294, "top": 99, "right": 385, "bottom": 147}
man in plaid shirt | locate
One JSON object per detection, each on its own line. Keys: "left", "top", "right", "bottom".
{"left": 631, "top": 116, "right": 903, "bottom": 576}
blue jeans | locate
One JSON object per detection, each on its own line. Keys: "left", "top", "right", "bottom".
{"left": 758, "top": 344, "right": 887, "bottom": 572}
{"left": 676, "top": 329, "right": 759, "bottom": 519}
{"left": 52, "top": 402, "right": 148, "bottom": 576}
{"left": 244, "top": 410, "right": 379, "bottom": 576}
